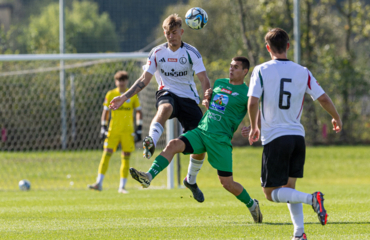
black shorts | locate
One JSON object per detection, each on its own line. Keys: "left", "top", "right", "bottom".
{"left": 156, "top": 90, "right": 203, "bottom": 133}
{"left": 261, "top": 135, "right": 306, "bottom": 188}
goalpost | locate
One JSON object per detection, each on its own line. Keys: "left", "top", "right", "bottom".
{"left": 0, "top": 53, "right": 177, "bottom": 190}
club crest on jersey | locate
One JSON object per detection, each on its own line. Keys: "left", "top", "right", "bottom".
{"left": 210, "top": 94, "right": 229, "bottom": 113}
{"left": 168, "top": 58, "right": 177, "bottom": 62}
{"left": 179, "top": 57, "right": 187, "bottom": 65}
{"left": 221, "top": 88, "right": 232, "bottom": 94}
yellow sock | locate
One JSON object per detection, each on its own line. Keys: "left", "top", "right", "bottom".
{"left": 98, "top": 151, "right": 112, "bottom": 175}
{"left": 120, "top": 155, "right": 130, "bottom": 178}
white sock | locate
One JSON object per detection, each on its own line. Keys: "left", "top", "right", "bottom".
{"left": 248, "top": 200, "right": 257, "bottom": 211}
{"left": 148, "top": 122, "right": 164, "bottom": 146}
{"left": 119, "top": 178, "right": 127, "bottom": 189}
{"left": 146, "top": 172, "right": 153, "bottom": 181}
{"left": 271, "top": 188, "right": 312, "bottom": 204}
{"left": 186, "top": 157, "right": 204, "bottom": 184}
{"left": 288, "top": 203, "right": 304, "bottom": 237}
{"left": 96, "top": 174, "right": 104, "bottom": 185}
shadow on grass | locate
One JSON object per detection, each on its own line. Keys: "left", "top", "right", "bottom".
{"left": 261, "top": 222, "right": 370, "bottom": 225}
{"left": 226, "top": 222, "right": 370, "bottom": 226}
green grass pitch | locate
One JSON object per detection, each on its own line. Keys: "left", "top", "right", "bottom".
{"left": 0, "top": 146, "right": 369, "bottom": 239}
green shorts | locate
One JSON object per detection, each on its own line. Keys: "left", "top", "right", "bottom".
{"left": 181, "top": 128, "right": 233, "bottom": 172}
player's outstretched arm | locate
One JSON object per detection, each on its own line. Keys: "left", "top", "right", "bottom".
{"left": 109, "top": 72, "right": 153, "bottom": 110}
{"left": 317, "top": 93, "right": 342, "bottom": 133}
{"left": 196, "top": 71, "right": 211, "bottom": 100}
{"left": 248, "top": 96, "right": 260, "bottom": 145}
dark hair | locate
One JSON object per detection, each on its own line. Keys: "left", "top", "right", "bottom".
{"left": 232, "top": 56, "right": 250, "bottom": 70}
{"left": 114, "top": 71, "right": 129, "bottom": 81}
{"left": 264, "top": 28, "right": 289, "bottom": 54}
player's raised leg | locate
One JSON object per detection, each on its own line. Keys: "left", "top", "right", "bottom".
{"left": 130, "top": 138, "right": 185, "bottom": 188}
{"left": 143, "top": 99, "right": 173, "bottom": 159}
{"left": 219, "top": 174, "right": 262, "bottom": 223}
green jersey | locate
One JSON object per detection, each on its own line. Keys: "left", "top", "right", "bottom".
{"left": 197, "top": 78, "right": 249, "bottom": 139}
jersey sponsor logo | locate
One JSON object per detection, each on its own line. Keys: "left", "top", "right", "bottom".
{"left": 161, "top": 69, "right": 188, "bottom": 77}
{"left": 231, "top": 92, "right": 239, "bottom": 96}
{"left": 168, "top": 58, "right": 177, "bottom": 62}
{"left": 159, "top": 58, "right": 166, "bottom": 63}
{"left": 208, "top": 112, "right": 222, "bottom": 121}
{"left": 221, "top": 88, "right": 232, "bottom": 94}
{"left": 210, "top": 94, "right": 229, "bottom": 114}
{"left": 179, "top": 57, "right": 187, "bottom": 65}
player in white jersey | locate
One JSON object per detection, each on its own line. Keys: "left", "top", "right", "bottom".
{"left": 246, "top": 28, "right": 342, "bottom": 240}
{"left": 110, "top": 14, "right": 210, "bottom": 201}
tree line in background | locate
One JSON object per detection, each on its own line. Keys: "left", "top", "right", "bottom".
{"left": 159, "top": 0, "right": 370, "bottom": 145}
{"left": 0, "top": 0, "right": 369, "bottom": 147}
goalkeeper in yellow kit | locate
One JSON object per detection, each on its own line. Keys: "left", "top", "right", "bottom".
{"left": 88, "top": 71, "right": 142, "bottom": 193}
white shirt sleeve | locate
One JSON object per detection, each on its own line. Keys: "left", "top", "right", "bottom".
{"left": 247, "top": 66, "right": 263, "bottom": 98}
{"left": 305, "top": 70, "right": 325, "bottom": 101}
{"left": 190, "top": 51, "right": 206, "bottom": 74}
{"left": 142, "top": 48, "right": 158, "bottom": 75}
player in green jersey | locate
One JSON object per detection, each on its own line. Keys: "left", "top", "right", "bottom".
{"left": 130, "top": 57, "right": 263, "bottom": 223}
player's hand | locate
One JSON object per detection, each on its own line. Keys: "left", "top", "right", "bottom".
{"left": 241, "top": 126, "right": 251, "bottom": 138}
{"left": 332, "top": 118, "right": 342, "bottom": 133}
{"left": 202, "top": 99, "right": 210, "bottom": 109}
{"left": 134, "top": 125, "right": 142, "bottom": 143}
{"left": 204, "top": 88, "right": 213, "bottom": 100}
{"left": 248, "top": 127, "right": 260, "bottom": 145}
{"left": 100, "top": 125, "right": 108, "bottom": 141}
{"left": 109, "top": 96, "right": 126, "bottom": 110}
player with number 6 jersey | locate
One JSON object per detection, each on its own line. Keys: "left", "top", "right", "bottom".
{"left": 247, "top": 28, "right": 342, "bottom": 240}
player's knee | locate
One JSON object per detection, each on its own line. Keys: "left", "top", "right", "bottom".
{"left": 158, "top": 103, "right": 173, "bottom": 115}
{"left": 166, "top": 139, "right": 182, "bottom": 153}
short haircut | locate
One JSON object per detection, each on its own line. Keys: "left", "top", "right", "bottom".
{"left": 232, "top": 56, "right": 250, "bottom": 70}
{"left": 264, "top": 28, "right": 289, "bottom": 54}
{"left": 162, "top": 14, "right": 182, "bottom": 31}
{"left": 114, "top": 71, "right": 129, "bottom": 81}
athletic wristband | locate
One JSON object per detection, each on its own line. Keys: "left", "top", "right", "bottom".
{"left": 101, "top": 120, "right": 108, "bottom": 126}
{"left": 136, "top": 119, "right": 143, "bottom": 126}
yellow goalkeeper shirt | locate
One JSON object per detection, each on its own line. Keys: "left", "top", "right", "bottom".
{"left": 103, "top": 88, "right": 141, "bottom": 133}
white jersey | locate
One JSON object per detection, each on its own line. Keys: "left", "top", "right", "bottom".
{"left": 248, "top": 59, "right": 325, "bottom": 145}
{"left": 143, "top": 42, "right": 206, "bottom": 104}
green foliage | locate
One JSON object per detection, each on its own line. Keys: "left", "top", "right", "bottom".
{"left": 22, "top": 0, "right": 119, "bottom": 53}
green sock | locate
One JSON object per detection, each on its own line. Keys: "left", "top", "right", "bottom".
{"left": 236, "top": 188, "right": 255, "bottom": 208}
{"left": 147, "top": 155, "right": 170, "bottom": 180}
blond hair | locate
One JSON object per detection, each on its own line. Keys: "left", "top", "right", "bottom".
{"left": 162, "top": 13, "right": 182, "bottom": 31}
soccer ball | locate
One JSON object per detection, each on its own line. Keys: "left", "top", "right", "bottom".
{"left": 19, "top": 179, "right": 31, "bottom": 191}
{"left": 185, "top": 7, "right": 208, "bottom": 30}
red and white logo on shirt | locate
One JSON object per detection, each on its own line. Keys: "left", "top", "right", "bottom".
{"left": 147, "top": 60, "right": 151, "bottom": 65}
{"left": 221, "top": 88, "right": 232, "bottom": 94}
{"left": 168, "top": 58, "right": 177, "bottom": 62}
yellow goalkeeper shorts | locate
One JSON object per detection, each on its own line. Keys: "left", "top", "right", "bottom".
{"left": 104, "top": 131, "right": 135, "bottom": 152}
